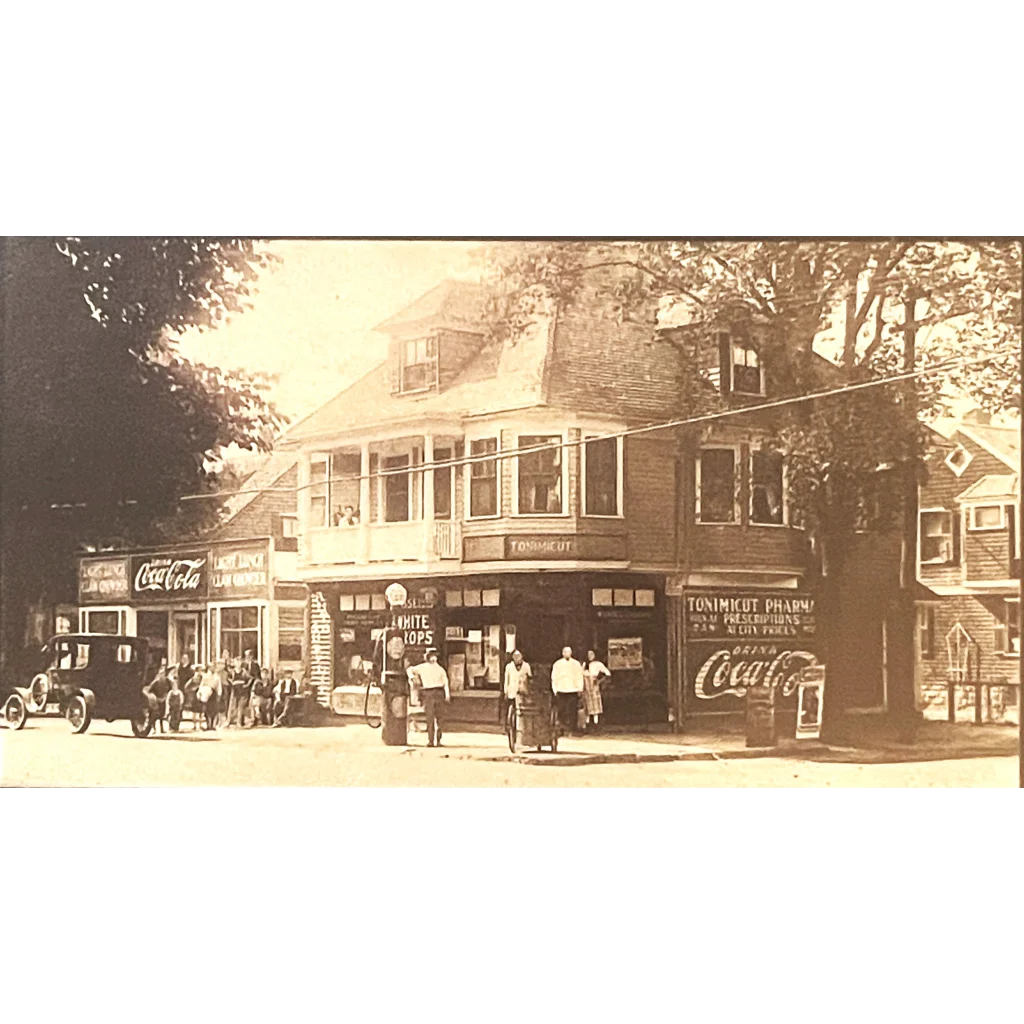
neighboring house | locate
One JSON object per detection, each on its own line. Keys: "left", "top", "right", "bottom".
{"left": 277, "top": 279, "right": 863, "bottom": 728}
{"left": 915, "top": 411, "right": 1020, "bottom": 723}
{"left": 75, "top": 452, "right": 305, "bottom": 677}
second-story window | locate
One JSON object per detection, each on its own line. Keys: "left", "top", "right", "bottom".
{"left": 434, "top": 446, "right": 452, "bottom": 519}
{"left": 469, "top": 438, "right": 498, "bottom": 517}
{"left": 750, "top": 449, "right": 785, "bottom": 525}
{"left": 518, "top": 435, "right": 562, "bottom": 514}
{"left": 401, "top": 337, "right": 438, "bottom": 392}
{"left": 584, "top": 436, "right": 620, "bottom": 516}
{"left": 310, "top": 455, "right": 330, "bottom": 528}
{"left": 697, "top": 448, "right": 738, "bottom": 524}
{"left": 920, "top": 510, "right": 957, "bottom": 564}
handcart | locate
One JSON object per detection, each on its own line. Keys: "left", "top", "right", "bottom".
{"left": 507, "top": 688, "right": 559, "bottom": 753}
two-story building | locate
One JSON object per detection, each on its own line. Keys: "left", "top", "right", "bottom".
{"left": 279, "top": 280, "right": 825, "bottom": 729}
{"left": 915, "top": 410, "right": 1020, "bottom": 723}
{"left": 76, "top": 451, "right": 307, "bottom": 676}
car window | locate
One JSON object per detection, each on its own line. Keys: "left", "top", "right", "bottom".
{"left": 116, "top": 644, "right": 134, "bottom": 664}
{"left": 76, "top": 644, "right": 91, "bottom": 668}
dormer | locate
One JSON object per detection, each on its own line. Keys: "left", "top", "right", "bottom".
{"left": 374, "top": 280, "right": 487, "bottom": 397}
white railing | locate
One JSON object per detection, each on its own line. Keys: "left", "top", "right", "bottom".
{"left": 302, "top": 520, "right": 461, "bottom": 566}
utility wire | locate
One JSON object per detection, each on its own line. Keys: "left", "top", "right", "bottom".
{"left": 166, "top": 349, "right": 1005, "bottom": 502}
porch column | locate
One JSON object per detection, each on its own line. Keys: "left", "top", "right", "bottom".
{"left": 422, "top": 432, "right": 436, "bottom": 560}
{"left": 357, "top": 442, "right": 371, "bottom": 565}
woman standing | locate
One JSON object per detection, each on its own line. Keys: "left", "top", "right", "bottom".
{"left": 583, "top": 649, "right": 611, "bottom": 731}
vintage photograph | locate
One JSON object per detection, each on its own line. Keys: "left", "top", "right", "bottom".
{"left": 1, "top": 238, "right": 1020, "bottom": 787}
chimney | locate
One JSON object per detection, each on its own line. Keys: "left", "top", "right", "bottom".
{"left": 961, "top": 407, "right": 991, "bottom": 426}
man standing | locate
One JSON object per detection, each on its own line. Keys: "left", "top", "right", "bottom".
{"left": 502, "top": 649, "right": 531, "bottom": 726}
{"left": 410, "top": 649, "right": 449, "bottom": 747}
{"left": 551, "top": 646, "right": 584, "bottom": 736}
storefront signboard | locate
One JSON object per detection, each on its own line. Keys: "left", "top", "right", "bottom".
{"left": 130, "top": 551, "right": 209, "bottom": 602}
{"left": 210, "top": 545, "right": 268, "bottom": 598}
{"left": 390, "top": 610, "right": 438, "bottom": 649}
{"left": 79, "top": 557, "right": 131, "bottom": 603}
{"left": 684, "top": 592, "right": 816, "bottom": 641}
{"left": 505, "top": 535, "right": 578, "bottom": 559}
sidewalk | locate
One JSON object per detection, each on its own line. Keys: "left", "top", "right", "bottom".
{"left": 387, "top": 718, "right": 1018, "bottom": 767}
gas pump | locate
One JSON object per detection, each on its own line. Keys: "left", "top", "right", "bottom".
{"left": 379, "top": 582, "right": 410, "bottom": 746}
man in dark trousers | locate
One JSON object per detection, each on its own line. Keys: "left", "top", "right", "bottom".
{"left": 410, "top": 649, "right": 450, "bottom": 747}
{"left": 231, "top": 649, "right": 260, "bottom": 727}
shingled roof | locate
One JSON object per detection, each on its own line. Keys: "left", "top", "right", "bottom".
{"left": 278, "top": 286, "right": 686, "bottom": 448}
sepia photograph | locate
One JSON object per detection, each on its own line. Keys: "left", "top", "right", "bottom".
{"left": 2, "top": 237, "right": 1019, "bottom": 789}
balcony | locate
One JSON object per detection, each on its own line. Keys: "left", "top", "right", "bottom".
{"left": 302, "top": 520, "right": 461, "bottom": 567}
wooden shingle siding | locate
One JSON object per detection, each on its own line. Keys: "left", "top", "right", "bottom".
{"left": 625, "top": 436, "right": 677, "bottom": 566}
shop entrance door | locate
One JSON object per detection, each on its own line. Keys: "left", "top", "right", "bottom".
{"left": 171, "top": 612, "right": 202, "bottom": 667}
{"left": 136, "top": 610, "right": 169, "bottom": 666}
{"left": 516, "top": 613, "right": 567, "bottom": 686}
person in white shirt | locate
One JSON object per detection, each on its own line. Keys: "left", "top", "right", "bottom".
{"left": 583, "top": 649, "right": 611, "bottom": 731}
{"left": 551, "top": 646, "right": 585, "bottom": 736}
{"left": 409, "top": 649, "right": 449, "bottom": 747}
{"left": 502, "top": 650, "right": 531, "bottom": 728}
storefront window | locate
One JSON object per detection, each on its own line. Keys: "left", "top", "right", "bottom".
{"left": 85, "top": 609, "right": 121, "bottom": 634}
{"left": 469, "top": 438, "right": 498, "bottom": 517}
{"left": 219, "top": 606, "right": 259, "bottom": 661}
{"left": 697, "top": 448, "right": 738, "bottom": 524}
{"left": 464, "top": 624, "right": 502, "bottom": 689}
{"left": 750, "top": 449, "right": 785, "bottom": 525}
{"left": 584, "top": 436, "right": 620, "bottom": 516}
{"left": 518, "top": 435, "right": 562, "bottom": 514}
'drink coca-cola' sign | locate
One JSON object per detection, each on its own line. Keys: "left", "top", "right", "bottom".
{"left": 130, "top": 552, "right": 209, "bottom": 601}
{"left": 684, "top": 591, "right": 819, "bottom": 713}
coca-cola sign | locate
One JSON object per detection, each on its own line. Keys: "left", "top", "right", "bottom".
{"left": 131, "top": 552, "right": 209, "bottom": 601}
{"left": 692, "top": 643, "right": 819, "bottom": 701}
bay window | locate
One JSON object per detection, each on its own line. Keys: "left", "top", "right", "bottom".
{"left": 518, "top": 434, "right": 563, "bottom": 514}
{"left": 469, "top": 438, "right": 499, "bottom": 518}
{"left": 969, "top": 504, "right": 1005, "bottom": 530}
{"left": 750, "top": 449, "right": 785, "bottom": 525}
{"left": 584, "top": 436, "right": 621, "bottom": 516}
{"left": 697, "top": 447, "right": 738, "bottom": 524}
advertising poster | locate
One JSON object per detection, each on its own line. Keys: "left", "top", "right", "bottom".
{"left": 607, "top": 637, "right": 643, "bottom": 671}
{"left": 130, "top": 551, "right": 209, "bottom": 601}
{"left": 79, "top": 557, "right": 131, "bottom": 603}
{"left": 684, "top": 591, "right": 819, "bottom": 717}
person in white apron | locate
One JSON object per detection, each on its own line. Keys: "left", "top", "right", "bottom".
{"left": 583, "top": 649, "right": 611, "bottom": 731}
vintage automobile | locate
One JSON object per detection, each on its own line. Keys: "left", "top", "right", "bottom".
{"left": 1, "top": 634, "right": 159, "bottom": 736}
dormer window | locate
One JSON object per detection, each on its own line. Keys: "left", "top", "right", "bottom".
{"left": 399, "top": 337, "right": 438, "bottom": 393}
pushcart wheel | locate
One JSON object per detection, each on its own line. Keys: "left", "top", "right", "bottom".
{"left": 3, "top": 693, "right": 28, "bottom": 730}
{"left": 506, "top": 705, "right": 517, "bottom": 753}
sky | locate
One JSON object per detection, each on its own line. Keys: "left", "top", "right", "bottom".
{"left": 176, "top": 240, "right": 484, "bottom": 425}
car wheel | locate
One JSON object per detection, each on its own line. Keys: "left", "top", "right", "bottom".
{"left": 3, "top": 693, "right": 28, "bottom": 730}
{"left": 67, "top": 695, "right": 92, "bottom": 734}
{"left": 130, "top": 706, "right": 153, "bottom": 738}
{"left": 29, "top": 673, "right": 49, "bottom": 713}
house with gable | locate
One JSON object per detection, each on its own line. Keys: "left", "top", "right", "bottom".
{"left": 278, "top": 278, "right": 854, "bottom": 728}
{"left": 915, "top": 409, "right": 1020, "bottom": 723}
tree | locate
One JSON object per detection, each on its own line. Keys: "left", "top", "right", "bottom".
{"left": 0, "top": 237, "right": 285, "bottom": 677}
{"left": 479, "top": 239, "right": 1021, "bottom": 733}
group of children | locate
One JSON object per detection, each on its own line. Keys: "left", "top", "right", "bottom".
{"left": 145, "top": 651, "right": 304, "bottom": 732}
